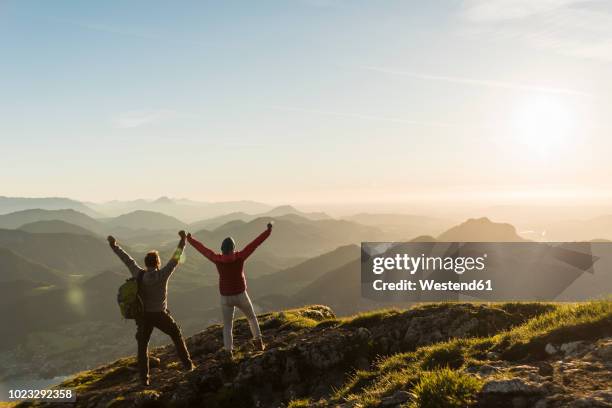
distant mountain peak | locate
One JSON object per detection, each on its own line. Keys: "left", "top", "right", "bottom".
{"left": 108, "top": 209, "right": 187, "bottom": 229}
{"left": 468, "top": 216, "right": 492, "bottom": 223}
{"left": 263, "top": 205, "right": 331, "bottom": 221}
{"left": 123, "top": 209, "right": 163, "bottom": 215}
{"left": 266, "top": 205, "right": 299, "bottom": 215}
{"left": 153, "top": 196, "right": 174, "bottom": 204}
{"left": 438, "top": 217, "right": 525, "bottom": 242}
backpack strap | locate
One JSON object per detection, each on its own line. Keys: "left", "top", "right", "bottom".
{"left": 136, "top": 271, "right": 145, "bottom": 305}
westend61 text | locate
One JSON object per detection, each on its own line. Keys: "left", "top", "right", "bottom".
{"left": 373, "top": 279, "right": 493, "bottom": 292}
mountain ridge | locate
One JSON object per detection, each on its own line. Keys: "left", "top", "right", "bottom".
{"left": 18, "top": 220, "right": 97, "bottom": 236}
{"left": 190, "top": 205, "right": 331, "bottom": 231}
{"left": 0, "top": 196, "right": 100, "bottom": 218}
{"left": 0, "top": 246, "right": 65, "bottom": 286}
{"left": 0, "top": 209, "right": 103, "bottom": 232}
{"left": 437, "top": 217, "right": 527, "bottom": 242}
{"left": 105, "top": 210, "right": 187, "bottom": 231}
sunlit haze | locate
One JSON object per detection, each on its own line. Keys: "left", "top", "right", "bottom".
{"left": 1, "top": 1, "right": 611, "bottom": 210}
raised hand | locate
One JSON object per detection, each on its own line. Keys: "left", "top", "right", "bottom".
{"left": 179, "top": 230, "right": 187, "bottom": 240}
{"left": 107, "top": 235, "right": 117, "bottom": 246}
{"left": 267, "top": 222, "right": 273, "bottom": 230}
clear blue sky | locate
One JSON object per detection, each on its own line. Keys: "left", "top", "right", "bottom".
{"left": 1, "top": 0, "right": 611, "bottom": 205}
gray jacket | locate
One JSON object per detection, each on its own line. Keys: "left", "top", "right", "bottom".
{"left": 112, "top": 241, "right": 185, "bottom": 312}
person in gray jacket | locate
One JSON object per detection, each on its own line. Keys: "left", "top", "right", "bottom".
{"left": 107, "top": 231, "right": 194, "bottom": 386}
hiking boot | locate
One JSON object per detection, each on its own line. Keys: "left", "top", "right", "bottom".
{"left": 130, "top": 357, "right": 161, "bottom": 371}
{"left": 219, "top": 349, "right": 233, "bottom": 362}
{"left": 183, "top": 362, "right": 196, "bottom": 372}
{"left": 141, "top": 377, "right": 150, "bottom": 387}
{"left": 149, "top": 356, "right": 161, "bottom": 368}
{"left": 255, "top": 337, "right": 265, "bottom": 352}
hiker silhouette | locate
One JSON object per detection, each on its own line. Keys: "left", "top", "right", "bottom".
{"left": 108, "top": 231, "right": 195, "bottom": 385}
{"left": 187, "top": 222, "right": 273, "bottom": 356}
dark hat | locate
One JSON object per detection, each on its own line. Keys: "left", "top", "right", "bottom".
{"left": 221, "top": 237, "right": 236, "bottom": 255}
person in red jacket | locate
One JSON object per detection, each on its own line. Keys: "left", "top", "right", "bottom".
{"left": 187, "top": 222, "right": 272, "bottom": 356}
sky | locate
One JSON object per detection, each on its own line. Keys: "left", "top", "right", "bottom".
{"left": 1, "top": 0, "right": 612, "bottom": 207}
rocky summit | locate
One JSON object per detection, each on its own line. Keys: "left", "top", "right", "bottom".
{"left": 17, "top": 301, "right": 611, "bottom": 408}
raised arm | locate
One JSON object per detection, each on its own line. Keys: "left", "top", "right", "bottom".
{"left": 107, "top": 236, "right": 144, "bottom": 277}
{"left": 187, "top": 233, "right": 220, "bottom": 263}
{"left": 159, "top": 231, "right": 187, "bottom": 278}
{"left": 239, "top": 223, "right": 272, "bottom": 260}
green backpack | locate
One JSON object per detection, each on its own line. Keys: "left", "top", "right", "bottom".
{"left": 117, "top": 271, "right": 144, "bottom": 319}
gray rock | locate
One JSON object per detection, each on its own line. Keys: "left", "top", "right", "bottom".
{"left": 560, "top": 341, "right": 583, "bottom": 356}
{"left": 545, "top": 343, "right": 558, "bottom": 355}
{"left": 486, "top": 351, "right": 501, "bottom": 360}
{"left": 593, "top": 338, "right": 612, "bottom": 361}
{"left": 355, "top": 327, "right": 371, "bottom": 341}
{"left": 477, "top": 364, "right": 501, "bottom": 376}
{"left": 509, "top": 365, "right": 538, "bottom": 373}
{"left": 450, "top": 317, "right": 479, "bottom": 338}
{"left": 482, "top": 378, "right": 542, "bottom": 395}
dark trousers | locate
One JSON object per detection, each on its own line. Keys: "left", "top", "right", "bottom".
{"left": 136, "top": 310, "right": 192, "bottom": 381}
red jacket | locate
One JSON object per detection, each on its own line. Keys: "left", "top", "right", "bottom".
{"left": 187, "top": 228, "right": 271, "bottom": 296}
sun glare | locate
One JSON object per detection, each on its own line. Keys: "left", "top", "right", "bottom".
{"left": 512, "top": 95, "right": 576, "bottom": 157}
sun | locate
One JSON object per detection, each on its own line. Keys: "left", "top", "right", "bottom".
{"left": 512, "top": 95, "right": 576, "bottom": 157}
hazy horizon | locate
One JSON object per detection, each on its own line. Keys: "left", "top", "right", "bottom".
{"left": 4, "top": 194, "right": 612, "bottom": 226}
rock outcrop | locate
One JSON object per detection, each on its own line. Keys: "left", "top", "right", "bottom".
{"left": 476, "top": 338, "right": 612, "bottom": 408}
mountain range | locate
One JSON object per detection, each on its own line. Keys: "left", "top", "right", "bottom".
{"left": 190, "top": 205, "right": 330, "bottom": 231}
{"left": 190, "top": 216, "right": 383, "bottom": 259}
{"left": 86, "top": 197, "right": 274, "bottom": 222}
{"left": 0, "top": 196, "right": 101, "bottom": 218}
{"left": 1, "top": 195, "right": 611, "bottom": 384}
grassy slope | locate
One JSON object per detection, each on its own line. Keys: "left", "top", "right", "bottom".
{"left": 291, "top": 300, "right": 611, "bottom": 408}
{"left": 16, "top": 300, "right": 611, "bottom": 408}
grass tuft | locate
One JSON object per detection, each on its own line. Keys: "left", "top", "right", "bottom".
{"left": 287, "top": 399, "right": 312, "bottom": 408}
{"left": 260, "top": 306, "right": 334, "bottom": 331}
{"left": 420, "top": 342, "right": 465, "bottom": 370}
{"left": 408, "top": 368, "right": 482, "bottom": 408}
{"left": 338, "top": 309, "right": 400, "bottom": 328}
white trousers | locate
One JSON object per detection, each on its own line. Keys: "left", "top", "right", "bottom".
{"left": 220, "top": 291, "right": 262, "bottom": 351}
